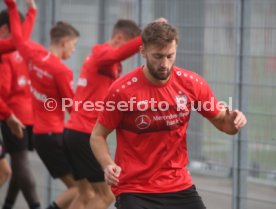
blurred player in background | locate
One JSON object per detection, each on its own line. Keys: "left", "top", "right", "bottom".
{"left": 5, "top": 0, "right": 80, "bottom": 208}
{"left": 0, "top": 0, "right": 41, "bottom": 208}
{"left": 64, "top": 19, "right": 141, "bottom": 209}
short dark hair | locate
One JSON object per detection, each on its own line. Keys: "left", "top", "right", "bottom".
{"left": 142, "top": 22, "right": 179, "bottom": 48}
{"left": 50, "top": 21, "right": 80, "bottom": 44}
{"left": 112, "top": 19, "right": 141, "bottom": 40}
{"left": 0, "top": 9, "right": 24, "bottom": 30}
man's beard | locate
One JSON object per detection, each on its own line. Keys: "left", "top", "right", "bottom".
{"left": 147, "top": 62, "right": 173, "bottom": 80}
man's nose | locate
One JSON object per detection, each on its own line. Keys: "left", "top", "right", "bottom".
{"left": 160, "top": 57, "right": 169, "bottom": 68}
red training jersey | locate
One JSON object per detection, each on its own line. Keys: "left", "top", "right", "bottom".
{"left": 7, "top": 2, "right": 74, "bottom": 133}
{"left": 21, "top": 41, "right": 74, "bottom": 133}
{"left": 98, "top": 66, "right": 221, "bottom": 196}
{"left": 0, "top": 51, "right": 33, "bottom": 125}
{"left": 65, "top": 37, "right": 142, "bottom": 133}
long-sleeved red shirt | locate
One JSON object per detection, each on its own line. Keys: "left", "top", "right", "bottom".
{"left": 6, "top": 0, "right": 74, "bottom": 133}
{"left": 66, "top": 37, "right": 142, "bottom": 133}
{"left": 0, "top": 51, "right": 33, "bottom": 125}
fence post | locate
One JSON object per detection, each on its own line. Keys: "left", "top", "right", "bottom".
{"left": 232, "top": 0, "right": 249, "bottom": 208}
{"left": 98, "top": 0, "right": 106, "bottom": 43}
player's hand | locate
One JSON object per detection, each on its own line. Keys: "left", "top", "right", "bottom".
{"left": 6, "top": 114, "right": 25, "bottom": 139}
{"left": 26, "top": 0, "right": 37, "bottom": 9}
{"left": 226, "top": 107, "right": 247, "bottom": 130}
{"left": 154, "top": 17, "right": 168, "bottom": 24}
{"left": 104, "top": 164, "right": 121, "bottom": 186}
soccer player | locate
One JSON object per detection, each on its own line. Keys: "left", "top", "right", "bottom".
{"left": 90, "top": 22, "right": 247, "bottom": 209}
{"left": 5, "top": 0, "right": 80, "bottom": 209}
{"left": 63, "top": 19, "right": 141, "bottom": 209}
{"left": 0, "top": 1, "right": 41, "bottom": 208}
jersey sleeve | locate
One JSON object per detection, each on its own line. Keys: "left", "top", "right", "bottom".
{"left": 97, "top": 88, "right": 124, "bottom": 130}
{"left": 2, "top": 1, "right": 36, "bottom": 55}
{"left": 0, "top": 39, "right": 14, "bottom": 54}
{"left": 94, "top": 36, "right": 142, "bottom": 77}
{"left": 195, "top": 76, "right": 222, "bottom": 118}
{"left": 55, "top": 69, "right": 75, "bottom": 113}
{"left": 22, "top": 7, "right": 37, "bottom": 39}
{"left": 6, "top": 0, "right": 36, "bottom": 63}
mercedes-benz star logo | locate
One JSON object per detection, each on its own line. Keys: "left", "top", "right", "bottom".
{"left": 135, "top": 115, "right": 151, "bottom": 130}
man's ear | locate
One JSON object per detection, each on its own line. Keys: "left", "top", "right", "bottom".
{"left": 60, "top": 36, "right": 69, "bottom": 47}
{"left": 0, "top": 24, "right": 10, "bottom": 38}
{"left": 140, "top": 45, "right": 146, "bottom": 58}
{"left": 113, "top": 33, "right": 124, "bottom": 43}
{"left": 112, "top": 33, "right": 125, "bottom": 47}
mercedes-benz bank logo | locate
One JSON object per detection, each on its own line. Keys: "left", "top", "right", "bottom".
{"left": 135, "top": 115, "right": 151, "bottom": 130}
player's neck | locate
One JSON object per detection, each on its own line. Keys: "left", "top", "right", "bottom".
{"left": 49, "top": 44, "right": 62, "bottom": 59}
{"left": 142, "top": 66, "right": 170, "bottom": 86}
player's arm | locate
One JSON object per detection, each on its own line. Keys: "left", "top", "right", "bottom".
{"left": 95, "top": 18, "right": 167, "bottom": 77}
{"left": 5, "top": 0, "right": 35, "bottom": 62}
{"left": 208, "top": 107, "right": 247, "bottom": 135}
{"left": 97, "top": 36, "right": 142, "bottom": 67}
{"left": 0, "top": 101, "right": 25, "bottom": 139}
{"left": 0, "top": 0, "right": 36, "bottom": 54}
{"left": 194, "top": 74, "right": 247, "bottom": 135}
{"left": 0, "top": 39, "right": 14, "bottom": 54}
{"left": 95, "top": 36, "right": 142, "bottom": 78}
{"left": 0, "top": 61, "right": 25, "bottom": 138}
{"left": 90, "top": 122, "right": 121, "bottom": 186}
{"left": 95, "top": 17, "right": 166, "bottom": 70}
{"left": 22, "top": 0, "right": 37, "bottom": 39}
{"left": 55, "top": 70, "right": 74, "bottom": 113}
{"left": 6, "top": 114, "right": 25, "bottom": 139}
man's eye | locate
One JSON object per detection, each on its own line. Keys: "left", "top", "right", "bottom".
{"left": 153, "top": 55, "right": 162, "bottom": 59}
